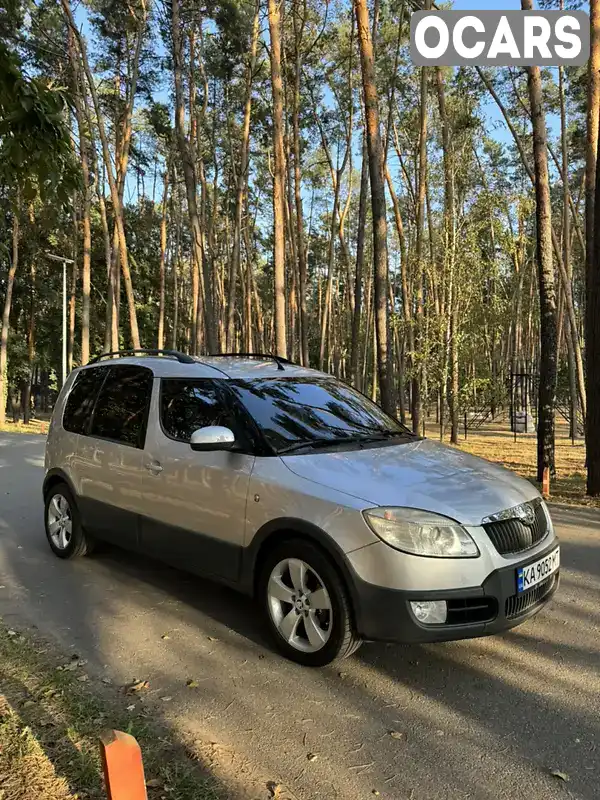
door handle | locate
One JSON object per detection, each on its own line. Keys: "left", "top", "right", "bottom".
{"left": 146, "top": 461, "right": 163, "bottom": 475}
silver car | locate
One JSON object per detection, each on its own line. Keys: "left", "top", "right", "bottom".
{"left": 44, "top": 351, "right": 560, "bottom": 666}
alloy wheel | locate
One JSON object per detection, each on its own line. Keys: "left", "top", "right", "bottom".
{"left": 47, "top": 493, "right": 73, "bottom": 551}
{"left": 267, "top": 558, "right": 333, "bottom": 653}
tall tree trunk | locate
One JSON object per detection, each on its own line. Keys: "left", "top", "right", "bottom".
{"left": 559, "top": 59, "right": 578, "bottom": 440}
{"left": 292, "top": 0, "right": 309, "bottom": 366}
{"left": 68, "top": 30, "right": 92, "bottom": 365}
{"left": 227, "top": 0, "right": 259, "bottom": 351}
{"left": 268, "top": 0, "right": 287, "bottom": 357}
{"left": 80, "top": 177, "right": 91, "bottom": 364}
{"left": 24, "top": 259, "right": 35, "bottom": 425}
{"left": 354, "top": 0, "right": 393, "bottom": 414}
{"left": 61, "top": 0, "right": 140, "bottom": 350}
{"left": 435, "top": 67, "right": 458, "bottom": 444}
{"left": 587, "top": 0, "right": 600, "bottom": 286}
{"left": 158, "top": 169, "right": 169, "bottom": 351}
{"left": 170, "top": 0, "right": 217, "bottom": 353}
{"left": 68, "top": 208, "right": 78, "bottom": 373}
{"left": 319, "top": 192, "right": 340, "bottom": 370}
{"left": 0, "top": 209, "right": 19, "bottom": 426}
{"left": 522, "top": 0, "right": 557, "bottom": 481}
{"left": 351, "top": 134, "right": 369, "bottom": 389}
{"left": 412, "top": 4, "right": 430, "bottom": 432}
{"left": 587, "top": 0, "right": 600, "bottom": 494}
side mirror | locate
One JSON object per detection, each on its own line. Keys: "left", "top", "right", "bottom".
{"left": 190, "top": 426, "right": 236, "bottom": 452}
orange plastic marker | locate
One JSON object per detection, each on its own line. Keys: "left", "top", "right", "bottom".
{"left": 99, "top": 730, "right": 148, "bottom": 800}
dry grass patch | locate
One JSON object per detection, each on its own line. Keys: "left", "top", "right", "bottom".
{"left": 0, "top": 695, "right": 73, "bottom": 800}
{"left": 426, "top": 421, "right": 596, "bottom": 507}
{"left": 0, "top": 419, "right": 49, "bottom": 436}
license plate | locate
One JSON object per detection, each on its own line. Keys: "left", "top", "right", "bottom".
{"left": 517, "top": 547, "right": 560, "bottom": 593}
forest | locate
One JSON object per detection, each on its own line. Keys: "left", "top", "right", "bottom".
{"left": 2, "top": 0, "right": 600, "bottom": 493}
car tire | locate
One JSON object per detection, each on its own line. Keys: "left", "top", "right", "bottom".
{"left": 44, "top": 483, "right": 93, "bottom": 559}
{"left": 259, "top": 538, "right": 362, "bottom": 667}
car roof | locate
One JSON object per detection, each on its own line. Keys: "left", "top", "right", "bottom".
{"left": 77, "top": 355, "right": 329, "bottom": 381}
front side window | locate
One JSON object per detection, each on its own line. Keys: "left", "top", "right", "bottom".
{"left": 63, "top": 367, "right": 108, "bottom": 434}
{"left": 228, "top": 377, "right": 414, "bottom": 454}
{"left": 90, "top": 366, "right": 153, "bottom": 447}
{"left": 160, "top": 380, "right": 236, "bottom": 442}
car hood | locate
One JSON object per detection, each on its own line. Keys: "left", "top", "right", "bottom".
{"left": 281, "top": 438, "right": 539, "bottom": 526}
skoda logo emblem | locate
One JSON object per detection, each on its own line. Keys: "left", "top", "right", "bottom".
{"left": 516, "top": 504, "right": 536, "bottom": 527}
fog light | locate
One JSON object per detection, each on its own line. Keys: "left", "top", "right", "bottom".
{"left": 410, "top": 600, "right": 447, "bottom": 625}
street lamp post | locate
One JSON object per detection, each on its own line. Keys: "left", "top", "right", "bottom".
{"left": 45, "top": 253, "right": 74, "bottom": 387}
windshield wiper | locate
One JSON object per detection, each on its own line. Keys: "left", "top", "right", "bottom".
{"left": 277, "top": 437, "right": 351, "bottom": 455}
{"left": 277, "top": 430, "right": 411, "bottom": 455}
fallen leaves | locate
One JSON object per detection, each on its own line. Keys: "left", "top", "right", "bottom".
{"left": 186, "top": 680, "right": 199, "bottom": 689}
{"left": 126, "top": 680, "right": 149, "bottom": 694}
{"left": 307, "top": 753, "right": 318, "bottom": 762}
{"left": 389, "top": 731, "right": 404, "bottom": 740}
{"left": 58, "top": 657, "right": 88, "bottom": 672}
{"left": 266, "top": 781, "right": 282, "bottom": 798}
{"left": 146, "top": 778, "right": 164, "bottom": 789}
{"left": 160, "top": 634, "right": 170, "bottom": 640}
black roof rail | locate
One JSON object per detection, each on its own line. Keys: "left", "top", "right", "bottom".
{"left": 89, "top": 349, "right": 196, "bottom": 365}
{"left": 208, "top": 352, "right": 295, "bottom": 371}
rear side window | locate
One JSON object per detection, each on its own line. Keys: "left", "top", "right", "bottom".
{"left": 63, "top": 368, "right": 108, "bottom": 434}
{"left": 90, "top": 366, "right": 153, "bottom": 448}
{"left": 160, "top": 380, "right": 236, "bottom": 442}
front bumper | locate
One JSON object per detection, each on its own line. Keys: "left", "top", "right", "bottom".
{"left": 352, "top": 539, "right": 559, "bottom": 644}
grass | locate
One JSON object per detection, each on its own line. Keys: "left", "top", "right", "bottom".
{"left": 426, "top": 419, "right": 597, "bottom": 507}
{"left": 0, "top": 695, "right": 73, "bottom": 800}
{"left": 0, "top": 627, "right": 224, "bottom": 800}
{"left": 0, "top": 418, "right": 49, "bottom": 435}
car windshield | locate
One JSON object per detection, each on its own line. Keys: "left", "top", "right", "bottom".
{"left": 228, "top": 377, "right": 414, "bottom": 454}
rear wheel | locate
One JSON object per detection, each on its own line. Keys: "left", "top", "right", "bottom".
{"left": 44, "top": 484, "right": 93, "bottom": 559}
{"left": 259, "top": 538, "right": 361, "bottom": 666}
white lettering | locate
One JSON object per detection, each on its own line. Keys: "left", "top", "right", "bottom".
{"left": 453, "top": 16, "right": 486, "bottom": 60}
{"left": 415, "top": 16, "right": 450, "bottom": 60}
{"left": 524, "top": 17, "right": 552, "bottom": 59}
{"left": 555, "top": 15, "right": 582, "bottom": 59}
{"left": 487, "top": 15, "right": 520, "bottom": 60}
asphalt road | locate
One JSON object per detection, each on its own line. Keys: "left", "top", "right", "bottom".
{"left": 0, "top": 432, "right": 599, "bottom": 800}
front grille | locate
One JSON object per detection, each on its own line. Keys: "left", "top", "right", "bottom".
{"left": 446, "top": 597, "right": 497, "bottom": 625}
{"left": 483, "top": 500, "right": 548, "bottom": 555}
{"left": 505, "top": 575, "right": 557, "bottom": 619}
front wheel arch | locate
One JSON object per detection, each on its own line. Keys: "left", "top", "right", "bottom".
{"left": 246, "top": 519, "right": 360, "bottom": 616}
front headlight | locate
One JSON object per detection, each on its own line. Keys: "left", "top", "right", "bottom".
{"left": 363, "top": 507, "right": 479, "bottom": 558}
